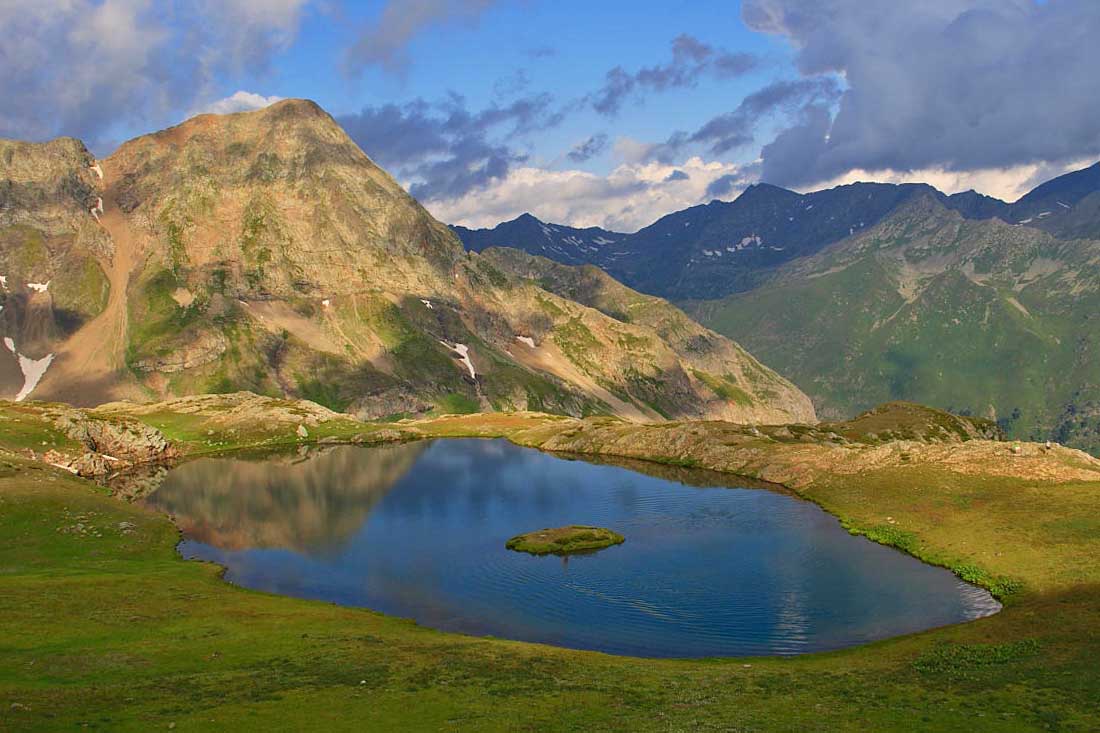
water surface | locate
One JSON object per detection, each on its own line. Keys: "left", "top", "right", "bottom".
{"left": 143, "top": 439, "right": 999, "bottom": 657}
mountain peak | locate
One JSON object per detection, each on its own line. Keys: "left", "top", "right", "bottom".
{"left": 1015, "top": 159, "right": 1100, "bottom": 206}
{"left": 734, "top": 182, "right": 802, "bottom": 205}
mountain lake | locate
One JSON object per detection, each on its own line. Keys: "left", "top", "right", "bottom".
{"left": 141, "top": 439, "right": 1001, "bottom": 658}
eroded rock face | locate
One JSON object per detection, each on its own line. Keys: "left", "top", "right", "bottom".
{"left": 0, "top": 138, "right": 113, "bottom": 401}
{"left": 131, "top": 331, "right": 228, "bottom": 373}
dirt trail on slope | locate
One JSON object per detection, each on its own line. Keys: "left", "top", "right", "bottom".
{"left": 35, "top": 163, "right": 145, "bottom": 406}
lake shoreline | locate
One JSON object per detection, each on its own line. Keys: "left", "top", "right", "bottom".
{"left": 2, "top": 395, "right": 1099, "bottom": 729}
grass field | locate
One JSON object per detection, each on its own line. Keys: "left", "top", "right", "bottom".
{"left": 1, "top": 404, "right": 1099, "bottom": 731}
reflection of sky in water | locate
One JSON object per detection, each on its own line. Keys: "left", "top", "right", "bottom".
{"left": 155, "top": 439, "right": 1001, "bottom": 658}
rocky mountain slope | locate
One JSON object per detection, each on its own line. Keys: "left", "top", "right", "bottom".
{"left": 0, "top": 138, "right": 112, "bottom": 402}
{"left": 690, "top": 195, "right": 1100, "bottom": 453}
{"left": 0, "top": 100, "right": 813, "bottom": 425}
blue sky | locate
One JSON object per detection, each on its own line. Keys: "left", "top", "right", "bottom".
{"left": 3, "top": 1, "right": 1099, "bottom": 231}
{"left": 271, "top": 1, "right": 783, "bottom": 163}
{"left": 203, "top": 1, "right": 791, "bottom": 194}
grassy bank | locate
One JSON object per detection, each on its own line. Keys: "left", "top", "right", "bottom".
{"left": 1, "top": 400, "right": 1099, "bottom": 731}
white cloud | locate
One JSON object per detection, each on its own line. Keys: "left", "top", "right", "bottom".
{"left": 804, "top": 158, "right": 1098, "bottom": 203}
{"left": 425, "top": 156, "right": 751, "bottom": 232}
{"left": 198, "top": 91, "right": 285, "bottom": 116}
{"left": 0, "top": 0, "right": 310, "bottom": 147}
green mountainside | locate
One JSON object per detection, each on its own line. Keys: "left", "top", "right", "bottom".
{"left": 691, "top": 195, "right": 1100, "bottom": 453}
{"left": 0, "top": 100, "right": 813, "bottom": 425}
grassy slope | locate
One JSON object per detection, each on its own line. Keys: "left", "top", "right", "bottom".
{"left": 1, "top": 405, "right": 1099, "bottom": 731}
{"left": 691, "top": 207, "right": 1100, "bottom": 456}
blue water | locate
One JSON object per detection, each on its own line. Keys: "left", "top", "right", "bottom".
{"left": 144, "top": 439, "right": 1000, "bottom": 658}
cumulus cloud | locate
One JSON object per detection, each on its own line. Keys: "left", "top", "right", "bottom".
{"left": 346, "top": 0, "right": 502, "bottom": 74}
{"left": 742, "top": 0, "right": 1100, "bottom": 188}
{"left": 337, "top": 93, "right": 565, "bottom": 200}
{"left": 591, "top": 34, "right": 758, "bottom": 116}
{"left": 424, "top": 156, "right": 754, "bottom": 231}
{"left": 567, "top": 134, "right": 609, "bottom": 163}
{"left": 197, "top": 91, "right": 284, "bottom": 116}
{"left": 0, "top": 0, "right": 309, "bottom": 149}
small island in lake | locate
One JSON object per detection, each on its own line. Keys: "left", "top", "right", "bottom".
{"left": 505, "top": 525, "right": 625, "bottom": 555}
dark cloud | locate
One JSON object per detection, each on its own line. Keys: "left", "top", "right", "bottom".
{"left": 337, "top": 93, "right": 565, "bottom": 200}
{"left": 742, "top": 0, "right": 1100, "bottom": 187}
{"left": 664, "top": 170, "right": 690, "bottom": 182}
{"left": 345, "top": 0, "right": 502, "bottom": 74}
{"left": 691, "top": 78, "right": 839, "bottom": 155}
{"left": 0, "top": 0, "right": 309, "bottom": 151}
{"left": 639, "top": 77, "right": 839, "bottom": 164}
{"left": 591, "top": 34, "right": 758, "bottom": 116}
{"left": 567, "top": 133, "right": 609, "bottom": 163}
{"left": 705, "top": 173, "right": 745, "bottom": 199}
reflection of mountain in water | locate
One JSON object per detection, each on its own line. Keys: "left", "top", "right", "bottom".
{"left": 142, "top": 442, "right": 426, "bottom": 553}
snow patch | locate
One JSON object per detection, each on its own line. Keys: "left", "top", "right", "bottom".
{"left": 0, "top": 275, "right": 7, "bottom": 290}
{"left": 1018, "top": 217, "right": 1034, "bottom": 224}
{"left": 27, "top": 281, "right": 50, "bottom": 293}
{"left": 440, "top": 341, "right": 476, "bottom": 380}
{"left": 592, "top": 236, "right": 617, "bottom": 245}
{"left": 15, "top": 352, "right": 54, "bottom": 402}
{"left": 728, "top": 234, "right": 762, "bottom": 252}
{"left": 420, "top": 299, "right": 433, "bottom": 310}
{"left": 515, "top": 335, "right": 536, "bottom": 348}
{"left": 1037, "top": 211, "right": 1051, "bottom": 218}
{"left": 3, "top": 337, "right": 14, "bottom": 353}
{"left": 1058, "top": 201, "right": 1071, "bottom": 209}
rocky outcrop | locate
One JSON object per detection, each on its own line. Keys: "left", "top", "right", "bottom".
{"left": 32, "top": 406, "right": 180, "bottom": 477}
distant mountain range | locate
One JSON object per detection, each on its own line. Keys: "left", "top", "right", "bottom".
{"left": 452, "top": 213, "right": 627, "bottom": 267}
{"left": 0, "top": 100, "right": 814, "bottom": 425}
{"left": 453, "top": 162, "right": 1100, "bottom": 454}
{"left": 451, "top": 162, "right": 1100, "bottom": 300}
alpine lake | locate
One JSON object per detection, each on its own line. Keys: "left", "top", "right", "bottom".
{"left": 139, "top": 438, "right": 1000, "bottom": 658}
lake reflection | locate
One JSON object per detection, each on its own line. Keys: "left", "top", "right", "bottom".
{"left": 144, "top": 439, "right": 1000, "bottom": 658}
